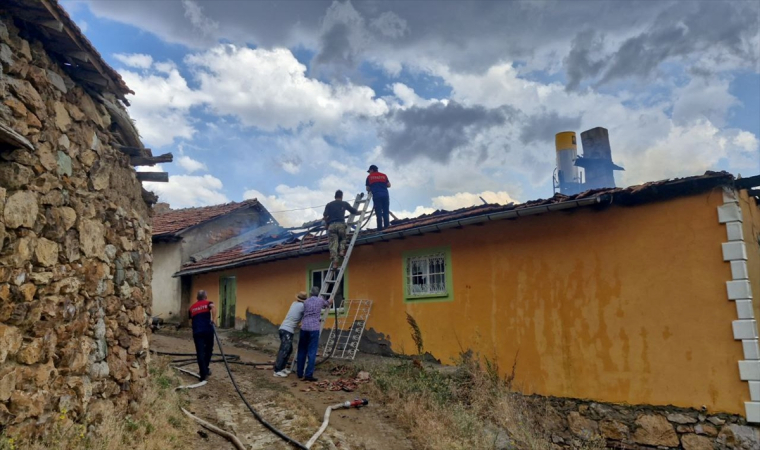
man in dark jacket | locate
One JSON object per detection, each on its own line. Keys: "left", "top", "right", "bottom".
{"left": 188, "top": 290, "right": 216, "bottom": 381}
{"left": 323, "top": 190, "right": 358, "bottom": 268}
{"left": 366, "top": 165, "right": 391, "bottom": 230}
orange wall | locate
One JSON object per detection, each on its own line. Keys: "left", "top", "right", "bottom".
{"left": 193, "top": 190, "right": 750, "bottom": 414}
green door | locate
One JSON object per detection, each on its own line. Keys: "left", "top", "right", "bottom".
{"left": 218, "top": 276, "right": 237, "bottom": 329}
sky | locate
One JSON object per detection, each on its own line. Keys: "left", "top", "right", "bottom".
{"left": 63, "top": 0, "right": 760, "bottom": 227}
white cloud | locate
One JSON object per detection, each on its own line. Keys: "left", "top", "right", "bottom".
{"left": 432, "top": 191, "right": 518, "bottom": 210}
{"left": 185, "top": 45, "right": 388, "bottom": 132}
{"left": 672, "top": 77, "right": 739, "bottom": 127}
{"left": 145, "top": 174, "right": 228, "bottom": 208}
{"left": 176, "top": 155, "right": 207, "bottom": 173}
{"left": 244, "top": 186, "right": 330, "bottom": 228}
{"left": 118, "top": 58, "right": 205, "bottom": 147}
{"left": 113, "top": 53, "right": 154, "bottom": 69}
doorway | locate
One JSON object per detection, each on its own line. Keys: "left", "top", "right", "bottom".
{"left": 218, "top": 276, "right": 237, "bottom": 329}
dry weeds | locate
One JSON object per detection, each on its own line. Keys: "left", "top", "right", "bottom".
{"left": 366, "top": 316, "right": 606, "bottom": 450}
{"left": 1, "top": 357, "right": 194, "bottom": 450}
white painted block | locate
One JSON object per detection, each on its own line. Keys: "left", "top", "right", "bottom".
{"left": 737, "top": 300, "right": 756, "bottom": 319}
{"left": 728, "top": 280, "right": 753, "bottom": 300}
{"left": 746, "top": 402, "right": 760, "bottom": 423}
{"left": 732, "top": 261, "right": 750, "bottom": 280}
{"left": 734, "top": 320, "right": 759, "bottom": 340}
{"left": 726, "top": 222, "right": 744, "bottom": 241}
{"left": 750, "top": 382, "right": 760, "bottom": 401}
{"left": 744, "top": 340, "right": 760, "bottom": 360}
{"left": 723, "top": 187, "right": 739, "bottom": 204}
{"left": 739, "top": 361, "right": 760, "bottom": 380}
{"left": 718, "top": 203, "right": 743, "bottom": 223}
{"left": 723, "top": 242, "right": 748, "bottom": 261}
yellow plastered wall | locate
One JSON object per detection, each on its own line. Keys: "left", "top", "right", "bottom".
{"left": 193, "top": 189, "right": 750, "bottom": 414}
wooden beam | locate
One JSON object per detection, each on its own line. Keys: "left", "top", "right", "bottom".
{"left": 115, "top": 145, "right": 147, "bottom": 157}
{"left": 136, "top": 172, "right": 169, "bottom": 183}
{"left": 130, "top": 153, "right": 173, "bottom": 166}
{"left": 67, "top": 68, "right": 108, "bottom": 86}
{"left": 37, "top": 19, "right": 63, "bottom": 32}
{"left": 38, "top": 0, "right": 113, "bottom": 87}
{"left": 0, "top": 123, "right": 35, "bottom": 151}
{"left": 68, "top": 51, "right": 90, "bottom": 63}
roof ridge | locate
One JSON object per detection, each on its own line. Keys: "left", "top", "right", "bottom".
{"left": 155, "top": 198, "right": 259, "bottom": 216}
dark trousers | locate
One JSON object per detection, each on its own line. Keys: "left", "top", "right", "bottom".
{"left": 374, "top": 195, "right": 390, "bottom": 230}
{"left": 274, "top": 329, "right": 294, "bottom": 372}
{"left": 296, "top": 330, "right": 321, "bottom": 378}
{"left": 193, "top": 332, "right": 214, "bottom": 381}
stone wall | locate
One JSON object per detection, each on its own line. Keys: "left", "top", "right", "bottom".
{"left": 0, "top": 14, "right": 153, "bottom": 437}
{"left": 524, "top": 395, "right": 760, "bottom": 450}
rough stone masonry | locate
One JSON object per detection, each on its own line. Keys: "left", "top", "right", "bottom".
{"left": 0, "top": 12, "right": 154, "bottom": 437}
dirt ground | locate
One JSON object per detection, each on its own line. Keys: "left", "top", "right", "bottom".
{"left": 151, "top": 330, "right": 414, "bottom": 450}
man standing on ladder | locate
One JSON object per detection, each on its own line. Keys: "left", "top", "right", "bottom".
{"left": 366, "top": 164, "right": 391, "bottom": 230}
{"left": 323, "top": 190, "right": 359, "bottom": 269}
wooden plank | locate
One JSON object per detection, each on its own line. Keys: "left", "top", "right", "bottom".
{"left": 67, "top": 68, "right": 109, "bottom": 86}
{"left": 130, "top": 153, "right": 173, "bottom": 166}
{"left": 38, "top": 19, "right": 64, "bottom": 32}
{"left": 0, "top": 123, "right": 35, "bottom": 151}
{"left": 136, "top": 172, "right": 169, "bottom": 183}
{"left": 115, "top": 145, "right": 149, "bottom": 157}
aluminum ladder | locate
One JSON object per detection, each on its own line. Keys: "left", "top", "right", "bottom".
{"left": 287, "top": 192, "right": 373, "bottom": 373}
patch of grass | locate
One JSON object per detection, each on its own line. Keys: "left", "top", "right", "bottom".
{"left": 5, "top": 357, "right": 195, "bottom": 450}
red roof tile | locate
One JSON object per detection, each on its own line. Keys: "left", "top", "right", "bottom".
{"left": 176, "top": 171, "right": 735, "bottom": 276}
{"left": 152, "top": 199, "right": 263, "bottom": 238}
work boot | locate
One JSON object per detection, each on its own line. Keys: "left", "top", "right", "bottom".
{"left": 303, "top": 376, "right": 318, "bottom": 382}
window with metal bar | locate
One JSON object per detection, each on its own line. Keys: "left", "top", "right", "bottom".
{"left": 406, "top": 252, "right": 447, "bottom": 297}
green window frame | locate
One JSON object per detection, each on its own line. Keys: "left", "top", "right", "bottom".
{"left": 306, "top": 262, "right": 348, "bottom": 316}
{"left": 402, "top": 246, "right": 454, "bottom": 303}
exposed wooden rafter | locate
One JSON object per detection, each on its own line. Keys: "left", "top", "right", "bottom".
{"left": 136, "top": 172, "right": 169, "bottom": 183}
{"left": 131, "top": 153, "right": 173, "bottom": 166}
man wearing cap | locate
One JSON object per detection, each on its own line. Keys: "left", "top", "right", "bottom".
{"left": 323, "top": 190, "right": 359, "bottom": 268}
{"left": 366, "top": 165, "right": 391, "bottom": 230}
{"left": 273, "top": 291, "right": 306, "bottom": 377}
{"left": 188, "top": 290, "right": 216, "bottom": 382}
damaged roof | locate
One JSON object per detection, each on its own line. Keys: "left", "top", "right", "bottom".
{"left": 174, "top": 171, "right": 737, "bottom": 277}
{"left": 2, "top": 0, "right": 133, "bottom": 100}
{"left": 152, "top": 199, "right": 268, "bottom": 239}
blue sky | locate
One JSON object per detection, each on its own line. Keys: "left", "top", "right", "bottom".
{"left": 64, "top": 0, "right": 759, "bottom": 227}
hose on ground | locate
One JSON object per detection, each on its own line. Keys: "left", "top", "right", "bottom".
{"left": 306, "top": 399, "right": 368, "bottom": 448}
{"left": 212, "top": 325, "right": 309, "bottom": 450}
{"left": 181, "top": 407, "right": 247, "bottom": 450}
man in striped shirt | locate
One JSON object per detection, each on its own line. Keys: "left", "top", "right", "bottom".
{"left": 296, "top": 286, "right": 333, "bottom": 382}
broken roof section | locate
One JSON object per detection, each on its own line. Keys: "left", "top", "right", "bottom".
{"left": 2, "top": 0, "right": 133, "bottom": 102}
{"left": 174, "top": 171, "right": 740, "bottom": 277}
{"left": 152, "top": 199, "right": 275, "bottom": 240}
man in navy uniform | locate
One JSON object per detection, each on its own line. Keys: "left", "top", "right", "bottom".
{"left": 366, "top": 165, "right": 391, "bottom": 230}
{"left": 189, "top": 290, "right": 216, "bottom": 381}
